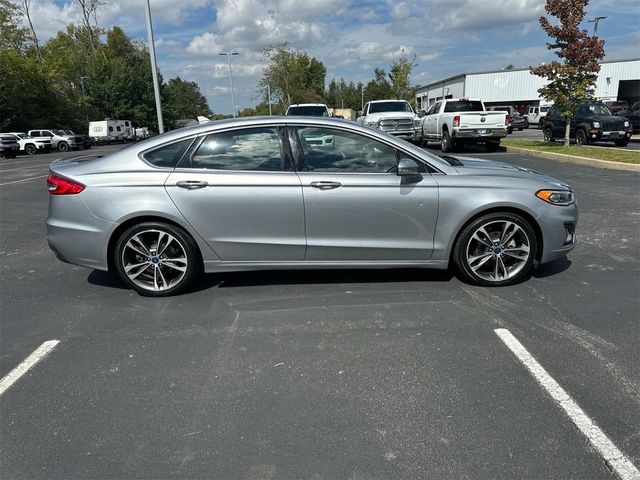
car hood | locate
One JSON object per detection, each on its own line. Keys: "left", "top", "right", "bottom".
{"left": 366, "top": 112, "right": 417, "bottom": 122}
{"left": 579, "top": 114, "right": 625, "bottom": 123}
{"left": 448, "top": 156, "right": 570, "bottom": 188}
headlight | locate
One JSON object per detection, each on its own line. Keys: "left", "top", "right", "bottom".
{"left": 536, "top": 189, "right": 575, "bottom": 206}
{"left": 366, "top": 121, "right": 379, "bottom": 127}
{"left": 413, "top": 119, "right": 421, "bottom": 127}
{"left": 592, "top": 121, "right": 600, "bottom": 128}
{"left": 624, "top": 120, "right": 630, "bottom": 128}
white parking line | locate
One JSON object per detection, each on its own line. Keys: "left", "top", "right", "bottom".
{"left": 495, "top": 328, "right": 640, "bottom": 480}
{"left": 0, "top": 175, "right": 48, "bottom": 186}
{"left": 0, "top": 163, "right": 51, "bottom": 173}
{"left": 0, "top": 340, "right": 60, "bottom": 396}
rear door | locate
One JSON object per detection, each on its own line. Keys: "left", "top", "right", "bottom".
{"left": 165, "top": 125, "right": 305, "bottom": 261}
{"left": 291, "top": 125, "right": 438, "bottom": 261}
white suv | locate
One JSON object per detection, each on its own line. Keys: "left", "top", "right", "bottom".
{"left": 285, "top": 104, "right": 331, "bottom": 117}
{"left": 28, "top": 129, "right": 83, "bottom": 152}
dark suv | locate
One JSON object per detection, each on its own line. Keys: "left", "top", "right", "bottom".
{"left": 614, "top": 101, "right": 639, "bottom": 132}
{"left": 542, "top": 100, "right": 632, "bottom": 147}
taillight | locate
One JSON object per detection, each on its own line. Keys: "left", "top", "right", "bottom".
{"left": 47, "top": 173, "right": 85, "bottom": 195}
{"left": 506, "top": 114, "right": 511, "bottom": 125}
{"left": 453, "top": 115, "right": 460, "bottom": 128}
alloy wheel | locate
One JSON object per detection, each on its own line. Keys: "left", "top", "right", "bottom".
{"left": 121, "top": 229, "right": 188, "bottom": 292}
{"left": 465, "top": 220, "right": 531, "bottom": 282}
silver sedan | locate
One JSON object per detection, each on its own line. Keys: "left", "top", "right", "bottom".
{"left": 46, "top": 117, "right": 577, "bottom": 296}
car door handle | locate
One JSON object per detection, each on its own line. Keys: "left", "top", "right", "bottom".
{"left": 310, "top": 181, "right": 342, "bottom": 190}
{"left": 176, "top": 180, "right": 209, "bottom": 190}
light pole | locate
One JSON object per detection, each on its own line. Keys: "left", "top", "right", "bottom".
{"left": 588, "top": 16, "right": 607, "bottom": 36}
{"left": 219, "top": 51, "right": 239, "bottom": 117}
{"left": 267, "top": 84, "right": 272, "bottom": 116}
{"left": 144, "top": 0, "right": 164, "bottom": 133}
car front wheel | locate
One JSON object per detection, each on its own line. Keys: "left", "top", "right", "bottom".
{"left": 58, "top": 142, "right": 69, "bottom": 152}
{"left": 575, "top": 129, "right": 588, "bottom": 146}
{"left": 25, "top": 144, "right": 37, "bottom": 155}
{"left": 114, "top": 222, "right": 200, "bottom": 296}
{"left": 543, "top": 127, "right": 555, "bottom": 143}
{"left": 453, "top": 213, "right": 537, "bottom": 287}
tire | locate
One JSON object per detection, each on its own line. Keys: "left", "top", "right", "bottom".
{"left": 453, "top": 212, "right": 537, "bottom": 287}
{"left": 441, "top": 129, "right": 453, "bottom": 153}
{"left": 615, "top": 138, "right": 630, "bottom": 147}
{"left": 114, "top": 221, "right": 200, "bottom": 296}
{"left": 58, "top": 142, "right": 69, "bottom": 152}
{"left": 518, "top": 127, "right": 524, "bottom": 131}
{"left": 507, "top": 127, "right": 513, "bottom": 134}
{"left": 524, "top": 119, "right": 529, "bottom": 129}
{"left": 485, "top": 140, "right": 500, "bottom": 152}
{"left": 543, "top": 127, "right": 555, "bottom": 143}
{"left": 575, "top": 129, "right": 588, "bottom": 146}
{"left": 25, "top": 144, "right": 37, "bottom": 155}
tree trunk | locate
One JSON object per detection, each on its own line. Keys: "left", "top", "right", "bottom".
{"left": 564, "top": 117, "right": 571, "bottom": 147}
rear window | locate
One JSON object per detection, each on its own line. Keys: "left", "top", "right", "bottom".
{"left": 286, "top": 106, "right": 329, "bottom": 116}
{"left": 444, "top": 101, "right": 484, "bottom": 112}
{"left": 143, "top": 138, "right": 194, "bottom": 168}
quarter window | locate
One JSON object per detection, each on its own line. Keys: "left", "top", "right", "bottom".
{"left": 143, "top": 138, "right": 194, "bottom": 168}
{"left": 191, "top": 127, "right": 283, "bottom": 171}
{"left": 296, "top": 127, "right": 398, "bottom": 173}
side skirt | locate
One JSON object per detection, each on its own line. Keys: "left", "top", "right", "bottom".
{"left": 203, "top": 260, "right": 449, "bottom": 274}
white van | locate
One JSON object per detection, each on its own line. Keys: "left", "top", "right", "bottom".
{"left": 89, "top": 120, "right": 134, "bottom": 143}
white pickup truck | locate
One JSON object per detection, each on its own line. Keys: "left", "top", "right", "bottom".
{"left": 357, "top": 100, "right": 423, "bottom": 143}
{"left": 421, "top": 98, "right": 508, "bottom": 152}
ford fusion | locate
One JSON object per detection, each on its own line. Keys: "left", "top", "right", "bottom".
{"left": 46, "top": 117, "right": 577, "bottom": 296}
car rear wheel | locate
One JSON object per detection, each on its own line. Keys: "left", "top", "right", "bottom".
{"left": 25, "top": 144, "right": 37, "bottom": 155}
{"left": 58, "top": 142, "right": 69, "bottom": 152}
{"left": 114, "top": 222, "right": 200, "bottom": 297}
{"left": 575, "top": 129, "right": 588, "bottom": 146}
{"left": 453, "top": 213, "right": 537, "bottom": 287}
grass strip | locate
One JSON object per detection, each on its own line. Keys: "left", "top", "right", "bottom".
{"left": 502, "top": 139, "right": 640, "bottom": 165}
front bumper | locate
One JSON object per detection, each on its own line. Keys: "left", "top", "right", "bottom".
{"left": 588, "top": 128, "right": 631, "bottom": 142}
{"left": 538, "top": 202, "right": 579, "bottom": 264}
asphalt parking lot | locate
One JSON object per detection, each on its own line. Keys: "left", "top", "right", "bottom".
{"left": 1, "top": 144, "right": 639, "bottom": 479}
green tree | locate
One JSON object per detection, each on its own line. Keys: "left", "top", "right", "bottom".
{"left": 0, "top": 0, "right": 28, "bottom": 51}
{"left": 258, "top": 43, "right": 327, "bottom": 111}
{"left": 530, "top": 0, "right": 605, "bottom": 146}
{"left": 363, "top": 68, "right": 394, "bottom": 106}
{"left": 388, "top": 54, "right": 417, "bottom": 102}
{"left": 164, "top": 76, "right": 213, "bottom": 120}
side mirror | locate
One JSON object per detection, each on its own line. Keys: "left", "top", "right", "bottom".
{"left": 417, "top": 109, "right": 426, "bottom": 118}
{"left": 397, "top": 158, "right": 423, "bottom": 184}
{"left": 357, "top": 110, "right": 363, "bottom": 117}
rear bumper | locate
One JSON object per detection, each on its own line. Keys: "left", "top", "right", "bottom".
{"left": 453, "top": 128, "right": 508, "bottom": 140}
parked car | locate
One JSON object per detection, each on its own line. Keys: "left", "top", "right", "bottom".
{"left": 614, "top": 101, "right": 640, "bottom": 132}
{"left": 542, "top": 100, "right": 632, "bottom": 146}
{"left": 0, "top": 133, "right": 20, "bottom": 158}
{"left": 47, "top": 116, "right": 577, "bottom": 296}
{"left": 285, "top": 104, "right": 331, "bottom": 117}
{"left": 422, "top": 98, "right": 508, "bottom": 151}
{"left": 525, "top": 104, "right": 552, "bottom": 128}
{"left": 605, "top": 100, "right": 628, "bottom": 113}
{"left": 28, "top": 129, "right": 83, "bottom": 152}
{"left": 356, "top": 99, "right": 423, "bottom": 143}
{"left": 4, "top": 132, "right": 52, "bottom": 155}
{"left": 488, "top": 106, "right": 528, "bottom": 132}
{"left": 61, "top": 129, "right": 94, "bottom": 149}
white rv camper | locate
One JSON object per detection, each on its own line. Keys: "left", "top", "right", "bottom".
{"left": 89, "top": 120, "right": 134, "bottom": 143}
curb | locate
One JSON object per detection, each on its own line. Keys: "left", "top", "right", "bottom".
{"left": 503, "top": 146, "right": 640, "bottom": 172}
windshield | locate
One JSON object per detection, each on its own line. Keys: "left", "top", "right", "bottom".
{"left": 540, "top": 106, "right": 551, "bottom": 113}
{"left": 369, "top": 101, "right": 413, "bottom": 113}
{"left": 15, "top": 133, "right": 29, "bottom": 139}
{"left": 443, "top": 101, "right": 484, "bottom": 112}
{"left": 52, "top": 129, "right": 66, "bottom": 135}
{"left": 64, "top": 130, "right": 75, "bottom": 135}
{"left": 579, "top": 103, "right": 612, "bottom": 115}
{"left": 286, "top": 106, "right": 329, "bottom": 116}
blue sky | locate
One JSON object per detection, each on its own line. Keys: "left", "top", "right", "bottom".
{"left": 30, "top": 0, "right": 640, "bottom": 115}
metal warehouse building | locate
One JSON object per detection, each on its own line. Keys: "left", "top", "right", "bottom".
{"left": 415, "top": 58, "right": 640, "bottom": 112}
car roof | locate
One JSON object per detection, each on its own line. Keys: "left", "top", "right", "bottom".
{"left": 287, "top": 104, "right": 328, "bottom": 107}
{"left": 369, "top": 99, "right": 409, "bottom": 103}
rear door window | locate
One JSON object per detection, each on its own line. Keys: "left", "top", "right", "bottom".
{"left": 190, "top": 127, "right": 284, "bottom": 171}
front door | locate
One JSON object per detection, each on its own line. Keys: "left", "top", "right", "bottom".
{"left": 291, "top": 126, "right": 438, "bottom": 261}
{"left": 165, "top": 126, "right": 305, "bottom": 261}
